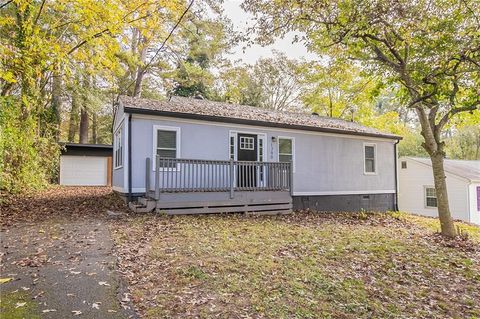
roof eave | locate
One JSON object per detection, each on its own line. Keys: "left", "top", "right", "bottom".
{"left": 124, "top": 107, "right": 402, "bottom": 141}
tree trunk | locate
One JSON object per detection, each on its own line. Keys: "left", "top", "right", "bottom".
{"left": 92, "top": 112, "right": 97, "bottom": 144}
{"left": 51, "top": 67, "right": 62, "bottom": 141}
{"left": 430, "top": 152, "right": 457, "bottom": 237}
{"left": 133, "top": 36, "right": 147, "bottom": 97}
{"left": 79, "top": 106, "right": 89, "bottom": 144}
{"left": 416, "top": 105, "right": 456, "bottom": 237}
{"left": 68, "top": 91, "right": 79, "bottom": 142}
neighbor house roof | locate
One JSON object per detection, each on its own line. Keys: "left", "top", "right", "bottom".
{"left": 406, "top": 157, "right": 480, "bottom": 182}
{"left": 119, "top": 95, "right": 401, "bottom": 140}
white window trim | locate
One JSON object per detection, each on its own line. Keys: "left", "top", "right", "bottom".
{"left": 424, "top": 185, "right": 438, "bottom": 209}
{"left": 277, "top": 136, "right": 295, "bottom": 173}
{"left": 152, "top": 125, "right": 181, "bottom": 171}
{"left": 113, "top": 127, "right": 123, "bottom": 169}
{"left": 363, "top": 143, "right": 377, "bottom": 175}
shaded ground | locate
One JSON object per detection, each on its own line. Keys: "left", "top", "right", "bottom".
{"left": 0, "top": 187, "right": 135, "bottom": 318}
{"left": 111, "top": 212, "right": 480, "bottom": 319}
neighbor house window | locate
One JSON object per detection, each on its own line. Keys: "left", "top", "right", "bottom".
{"left": 114, "top": 128, "right": 123, "bottom": 169}
{"left": 364, "top": 144, "right": 376, "bottom": 174}
{"left": 401, "top": 161, "right": 407, "bottom": 169}
{"left": 153, "top": 126, "right": 180, "bottom": 168}
{"left": 278, "top": 137, "right": 294, "bottom": 164}
{"left": 229, "top": 135, "right": 235, "bottom": 160}
{"left": 425, "top": 187, "right": 437, "bottom": 208}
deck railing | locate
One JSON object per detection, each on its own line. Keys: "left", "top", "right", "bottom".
{"left": 145, "top": 157, "right": 293, "bottom": 200}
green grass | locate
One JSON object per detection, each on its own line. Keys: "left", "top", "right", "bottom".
{"left": 0, "top": 291, "right": 40, "bottom": 319}
{"left": 396, "top": 211, "right": 480, "bottom": 243}
{"left": 111, "top": 212, "right": 480, "bottom": 318}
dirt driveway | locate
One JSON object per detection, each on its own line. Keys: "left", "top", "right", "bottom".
{"left": 0, "top": 187, "right": 135, "bottom": 318}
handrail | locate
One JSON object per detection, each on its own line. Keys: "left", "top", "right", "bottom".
{"left": 148, "top": 156, "right": 292, "bottom": 198}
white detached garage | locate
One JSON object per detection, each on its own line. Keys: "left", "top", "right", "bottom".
{"left": 398, "top": 157, "right": 480, "bottom": 225}
{"left": 59, "top": 143, "right": 113, "bottom": 186}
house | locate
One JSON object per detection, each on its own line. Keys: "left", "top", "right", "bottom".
{"left": 398, "top": 157, "right": 480, "bottom": 225}
{"left": 112, "top": 95, "right": 401, "bottom": 214}
{"left": 59, "top": 143, "right": 113, "bottom": 186}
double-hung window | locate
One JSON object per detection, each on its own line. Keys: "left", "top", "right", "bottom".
{"left": 425, "top": 187, "right": 437, "bottom": 208}
{"left": 278, "top": 137, "right": 294, "bottom": 170}
{"left": 154, "top": 126, "right": 180, "bottom": 168}
{"left": 364, "top": 143, "right": 376, "bottom": 174}
{"left": 114, "top": 128, "right": 123, "bottom": 169}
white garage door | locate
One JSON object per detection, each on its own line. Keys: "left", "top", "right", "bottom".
{"left": 60, "top": 156, "right": 108, "bottom": 186}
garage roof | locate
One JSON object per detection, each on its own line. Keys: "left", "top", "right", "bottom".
{"left": 60, "top": 143, "right": 112, "bottom": 157}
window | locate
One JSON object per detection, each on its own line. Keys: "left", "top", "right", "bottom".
{"left": 153, "top": 126, "right": 180, "bottom": 168}
{"left": 229, "top": 136, "right": 235, "bottom": 159}
{"left": 364, "top": 144, "right": 376, "bottom": 174}
{"left": 425, "top": 187, "right": 437, "bottom": 208}
{"left": 401, "top": 161, "right": 407, "bottom": 169}
{"left": 114, "top": 128, "right": 123, "bottom": 168}
{"left": 278, "top": 137, "right": 293, "bottom": 163}
{"left": 239, "top": 136, "right": 254, "bottom": 150}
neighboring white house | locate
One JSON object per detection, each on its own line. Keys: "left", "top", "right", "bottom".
{"left": 398, "top": 157, "right": 480, "bottom": 225}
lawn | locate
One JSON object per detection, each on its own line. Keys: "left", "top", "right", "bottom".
{"left": 111, "top": 211, "right": 480, "bottom": 319}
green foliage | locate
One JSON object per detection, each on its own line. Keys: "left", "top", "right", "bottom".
{"left": 0, "top": 97, "right": 59, "bottom": 193}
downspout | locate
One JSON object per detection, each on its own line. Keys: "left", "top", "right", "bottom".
{"left": 394, "top": 139, "right": 400, "bottom": 211}
{"left": 128, "top": 113, "right": 132, "bottom": 203}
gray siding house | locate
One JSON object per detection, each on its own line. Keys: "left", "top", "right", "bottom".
{"left": 113, "top": 95, "right": 401, "bottom": 214}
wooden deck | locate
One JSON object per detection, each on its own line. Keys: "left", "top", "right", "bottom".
{"left": 129, "top": 157, "right": 293, "bottom": 215}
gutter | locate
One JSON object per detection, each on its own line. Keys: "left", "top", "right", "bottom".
{"left": 394, "top": 140, "right": 400, "bottom": 211}
{"left": 127, "top": 113, "right": 132, "bottom": 203}
{"left": 124, "top": 107, "right": 403, "bottom": 141}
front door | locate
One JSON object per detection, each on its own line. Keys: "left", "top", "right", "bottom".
{"left": 237, "top": 133, "right": 257, "bottom": 187}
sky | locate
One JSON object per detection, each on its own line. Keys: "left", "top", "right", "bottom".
{"left": 222, "top": 0, "right": 316, "bottom": 64}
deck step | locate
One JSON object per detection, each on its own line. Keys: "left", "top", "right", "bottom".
{"left": 128, "top": 197, "right": 156, "bottom": 213}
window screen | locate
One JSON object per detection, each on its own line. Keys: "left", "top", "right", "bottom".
{"left": 425, "top": 187, "right": 437, "bottom": 208}
{"left": 156, "top": 130, "right": 177, "bottom": 167}
{"left": 364, "top": 145, "right": 376, "bottom": 173}
{"left": 279, "top": 138, "right": 293, "bottom": 163}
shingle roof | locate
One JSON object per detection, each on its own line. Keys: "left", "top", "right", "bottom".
{"left": 119, "top": 95, "right": 401, "bottom": 140}
{"left": 407, "top": 157, "right": 480, "bottom": 182}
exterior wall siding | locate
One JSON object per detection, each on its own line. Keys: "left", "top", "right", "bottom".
{"left": 118, "top": 114, "right": 397, "bottom": 196}
{"left": 398, "top": 157, "right": 472, "bottom": 223}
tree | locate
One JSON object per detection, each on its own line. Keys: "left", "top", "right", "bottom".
{"left": 214, "top": 52, "right": 306, "bottom": 110}
{"left": 303, "top": 59, "right": 381, "bottom": 119}
{"left": 243, "top": 0, "right": 480, "bottom": 237}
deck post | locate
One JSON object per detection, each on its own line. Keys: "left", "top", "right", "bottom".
{"left": 289, "top": 162, "right": 294, "bottom": 196}
{"left": 229, "top": 159, "right": 234, "bottom": 199}
{"left": 145, "top": 157, "right": 151, "bottom": 197}
{"left": 155, "top": 156, "right": 160, "bottom": 200}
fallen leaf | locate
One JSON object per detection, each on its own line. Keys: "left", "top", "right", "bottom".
{"left": 98, "top": 281, "right": 110, "bottom": 286}
{"left": 70, "top": 271, "right": 81, "bottom": 275}
{"left": 21, "top": 287, "right": 30, "bottom": 291}
{"left": 72, "top": 310, "right": 82, "bottom": 315}
{"left": 92, "top": 302, "right": 101, "bottom": 309}
{"left": 42, "top": 309, "right": 57, "bottom": 313}
{"left": 15, "top": 302, "right": 26, "bottom": 308}
{"left": 0, "top": 277, "right": 13, "bottom": 284}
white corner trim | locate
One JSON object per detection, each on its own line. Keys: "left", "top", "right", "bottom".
{"left": 293, "top": 190, "right": 396, "bottom": 196}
